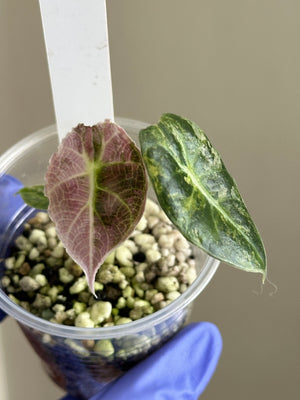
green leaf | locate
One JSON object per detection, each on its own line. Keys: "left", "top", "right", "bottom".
{"left": 139, "top": 113, "right": 266, "bottom": 278}
{"left": 17, "top": 185, "right": 49, "bottom": 210}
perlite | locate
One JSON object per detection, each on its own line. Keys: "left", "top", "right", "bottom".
{"left": 115, "top": 246, "right": 133, "bottom": 268}
{"left": 51, "top": 242, "right": 65, "bottom": 258}
{"left": 2, "top": 199, "right": 197, "bottom": 328}
{"left": 4, "top": 257, "right": 15, "bottom": 270}
{"left": 90, "top": 301, "right": 112, "bottom": 324}
{"left": 34, "top": 274, "right": 48, "bottom": 287}
{"left": 134, "top": 233, "right": 156, "bottom": 251}
{"left": 96, "top": 264, "right": 126, "bottom": 284}
{"left": 1, "top": 276, "right": 10, "bottom": 288}
{"left": 155, "top": 276, "right": 179, "bottom": 293}
{"left": 19, "top": 276, "right": 40, "bottom": 291}
{"left": 30, "top": 263, "right": 45, "bottom": 276}
{"left": 15, "top": 236, "right": 33, "bottom": 252}
{"left": 29, "top": 229, "right": 46, "bottom": 244}
{"left": 69, "top": 277, "right": 88, "bottom": 294}
{"left": 75, "top": 312, "right": 94, "bottom": 328}
{"left": 145, "top": 248, "right": 161, "bottom": 263}
{"left": 28, "top": 247, "right": 40, "bottom": 261}
{"left": 73, "top": 301, "right": 87, "bottom": 314}
{"left": 59, "top": 267, "right": 75, "bottom": 284}
{"left": 32, "top": 294, "right": 51, "bottom": 309}
{"left": 94, "top": 339, "right": 114, "bottom": 357}
{"left": 115, "top": 317, "right": 132, "bottom": 325}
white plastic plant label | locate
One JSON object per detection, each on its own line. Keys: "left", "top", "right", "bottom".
{"left": 39, "top": 0, "right": 114, "bottom": 141}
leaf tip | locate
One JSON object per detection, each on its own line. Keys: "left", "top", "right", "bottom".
{"left": 85, "top": 271, "right": 97, "bottom": 298}
{"left": 261, "top": 265, "right": 267, "bottom": 284}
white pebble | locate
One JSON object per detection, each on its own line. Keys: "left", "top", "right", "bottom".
{"left": 59, "top": 268, "right": 74, "bottom": 284}
{"left": 19, "top": 276, "right": 40, "bottom": 291}
{"left": 145, "top": 199, "right": 160, "bottom": 216}
{"left": 47, "top": 237, "right": 57, "bottom": 249}
{"left": 135, "top": 215, "right": 147, "bottom": 231}
{"left": 42, "top": 334, "right": 52, "bottom": 344}
{"left": 103, "top": 251, "right": 115, "bottom": 264}
{"left": 115, "top": 317, "right": 132, "bottom": 325}
{"left": 12, "top": 275, "right": 19, "bottom": 285}
{"left": 161, "top": 248, "right": 169, "bottom": 257}
{"left": 158, "top": 234, "right": 175, "bottom": 249}
{"left": 175, "top": 237, "right": 190, "bottom": 251}
{"left": 34, "top": 274, "right": 48, "bottom": 287}
{"left": 155, "top": 276, "right": 179, "bottom": 293}
{"left": 136, "top": 262, "right": 148, "bottom": 272}
{"left": 134, "top": 233, "right": 156, "bottom": 251}
{"left": 90, "top": 301, "right": 112, "bottom": 324}
{"left": 135, "top": 270, "right": 145, "bottom": 283}
{"left": 30, "top": 263, "right": 45, "bottom": 275}
{"left": 167, "top": 254, "right": 176, "bottom": 267}
{"left": 115, "top": 246, "right": 133, "bottom": 268}
{"left": 166, "top": 291, "right": 181, "bottom": 301}
{"left": 15, "top": 254, "right": 25, "bottom": 269}
{"left": 35, "top": 212, "right": 50, "bottom": 224}
{"left": 152, "top": 223, "right": 172, "bottom": 238}
{"left": 176, "top": 251, "right": 187, "bottom": 264}
{"left": 75, "top": 312, "right": 95, "bottom": 328}
{"left": 4, "top": 257, "right": 15, "bottom": 270}
{"left": 123, "top": 240, "right": 138, "bottom": 254}
{"left": 186, "top": 267, "right": 197, "bottom": 284}
{"left": 145, "top": 249, "right": 161, "bottom": 263}
{"left": 32, "top": 294, "right": 51, "bottom": 309}
{"left": 52, "top": 304, "right": 65, "bottom": 312}
{"left": 15, "top": 236, "right": 33, "bottom": 252}
{"left": 147, "top": 216, "right": 159, "bottom": 229}
{"left": 150, "top": 292, "right": 164, "bottom": 305}
{"left": 94, "top": 340, "right": 114, "bottom": 357}
{"left": 64, "top": 339, "right": 90, "bottom": 356}
{"left": 69, "top": 277, "right": 87, "bottom": 294}
{"left": 1, "top": 276, "right": 11, "bottom": 288}
{"left": 158, "top": 210, "right": 171, "bottom": 224}
{"left": 36, "top": 235, "right": 48, "bottom": 252}
{"left": 45, "top": 226, "right": 57, "bottom": 238}
{"left": 51, "top": 244, "right": 65, "bottom": 259}
{"left": 180, "top": 283, "right": 188, "bottom": 293}
{"left": 29, "top": 229, "right": 46, "bottom": 244}
{"left": 28, "top": 247, "right": 40, "bottom": 260}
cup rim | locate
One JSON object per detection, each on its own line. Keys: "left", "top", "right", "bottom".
{"left": 0, "top": 120, "right": 220, "bottom": 339}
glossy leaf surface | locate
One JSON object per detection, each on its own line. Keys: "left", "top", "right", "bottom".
{"left": 17, "top": 185, "right": 49, "bottom": 210}
{"left": 45, "top": 121, "right": 147, "bottom": 293}
{"left": 139, "top": 114, "right": 266, "bottom": 277}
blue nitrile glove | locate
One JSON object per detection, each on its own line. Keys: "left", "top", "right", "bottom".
{"left": 0, "top": 174, "right": 24, "bottom": 321}
{"left": 61, "top": 322, "right": 222, "bottom": 400}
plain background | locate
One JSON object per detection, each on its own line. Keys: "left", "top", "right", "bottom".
{"left": 0, "top": 0, "right": 299, "bottom": 399}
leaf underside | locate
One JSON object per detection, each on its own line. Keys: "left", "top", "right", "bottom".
{"left": 45, "top": 121, "right": 147, "bottom": 293}
{"left": 139, "top": 113, "right": 266, "bottom": 277}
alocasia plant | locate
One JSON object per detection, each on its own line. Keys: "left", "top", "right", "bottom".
{"left": 18, "top": 114, "right": 266, "bottom": 293}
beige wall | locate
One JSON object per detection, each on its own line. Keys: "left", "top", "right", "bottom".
{"left": 0, "top": 0, "right": 299, "bottom": 399}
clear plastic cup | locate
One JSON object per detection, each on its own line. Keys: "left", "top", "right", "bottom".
{"left": 0, "top": 118, "right": 219, "bottom": 399}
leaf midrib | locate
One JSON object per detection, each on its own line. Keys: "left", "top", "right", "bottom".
{"left": 85, "top": 154, "right": 136, "bottom": 265}
{"left": 156, "top": 122, "right": 263, "bottom": 265}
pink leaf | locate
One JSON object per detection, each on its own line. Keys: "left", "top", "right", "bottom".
{"left": 45, "top": 120, "right": 147, "bottom": 294}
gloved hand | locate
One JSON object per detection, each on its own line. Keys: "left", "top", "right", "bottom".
{"left": 0, "top": 175, "right": 222, "bottom": 399}
{"left": 62, "top": 322, "right": 222, "bottom": 400}
{"left": 0, "top": 174, "right": 24, "bottom": 322}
